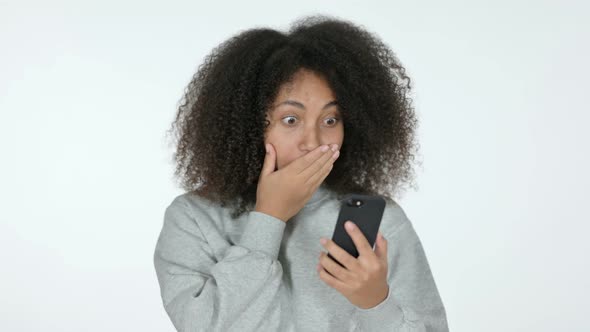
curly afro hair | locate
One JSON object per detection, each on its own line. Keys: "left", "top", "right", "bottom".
{"left": 166, "top": 14, "right": 421, "bottom": 219}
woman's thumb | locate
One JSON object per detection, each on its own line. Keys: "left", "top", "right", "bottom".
{"left": 261, "top": 143, "right": 277, "bottom": 176}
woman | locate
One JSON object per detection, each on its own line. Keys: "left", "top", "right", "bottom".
{"left": 153, "top": 14, "right": 449, "bottom": 331}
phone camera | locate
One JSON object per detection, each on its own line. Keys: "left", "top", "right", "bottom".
{"left": 346, "top": 198, "right": 364, "bottom": 207}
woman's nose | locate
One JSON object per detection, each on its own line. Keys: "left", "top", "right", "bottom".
{"left": 301, "top": 132, "right": 321, "bottom": 151}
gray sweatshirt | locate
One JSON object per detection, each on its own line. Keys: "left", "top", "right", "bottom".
{"left": 153, "top": 184, "right": 449, "bottom": 331}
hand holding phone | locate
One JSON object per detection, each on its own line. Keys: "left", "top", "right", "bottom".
{"left": 328, "top": 194, "right": 386, "bottom": 267}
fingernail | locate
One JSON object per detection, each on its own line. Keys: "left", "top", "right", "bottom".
{"left": 320, "top": 145, "right": 329, "bottom": 152}
{"left": 345, "top": 221, "right": 355, "bottom": 231}
{"left": 332, "top": 150, "right": 340, "bottom": 159}
{"left": 331, "top": 144, "right": 338, "bottom": 152}
{"left": 320, "top": 238, "right": 327, "bottom": 245}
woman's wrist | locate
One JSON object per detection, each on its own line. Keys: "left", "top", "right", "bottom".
{"left": 254, "top": 206, "right": 287, "bottom": 223}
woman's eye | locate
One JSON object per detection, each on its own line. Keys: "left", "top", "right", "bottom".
{"left": 325, "top": 117, "right": 340, "bottom": 126}
{"left": 282, "top": 116, "right": 297, "bottom": 126}
{"left": 281, "top": 116, "right": 340, "bottom": 127}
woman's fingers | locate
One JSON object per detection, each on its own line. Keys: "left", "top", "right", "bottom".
{"left": 300, "top": 144, "right": 339, "bottom": 181}
{"left": 259, "top": 143, "right": 278, "bottom": 177}
{"left": 306, "top": 150, "right": 338, "bottom": 186}
{"left": 301, "top": 147, "right": 336, "bottom": 180}
{"left": 290, "top": 145, "right": 331, "bottom": 174}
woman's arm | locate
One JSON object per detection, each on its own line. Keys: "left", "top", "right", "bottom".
{"left": 153, "top": 197, "right": 286, "bottom": 332}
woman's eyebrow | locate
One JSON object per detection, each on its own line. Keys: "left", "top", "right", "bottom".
{"left": 273, "top": 100, "right": 338, "bottom": 111}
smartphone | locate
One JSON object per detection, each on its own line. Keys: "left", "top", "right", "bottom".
{"left": 327, "top": 193, "right": 386, "bottom": 268}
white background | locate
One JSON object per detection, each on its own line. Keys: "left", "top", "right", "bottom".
{"left": 1, "top": 1, "right": 588, "bottom": 331}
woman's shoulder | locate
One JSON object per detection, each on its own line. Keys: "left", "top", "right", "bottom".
{"left": 165, "top": 191, "right": 231, "bottom": 226}
{"left": 379, "top": 196, "right": 413, "bottom": 238}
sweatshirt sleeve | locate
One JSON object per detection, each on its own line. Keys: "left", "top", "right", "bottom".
{"left": 153, "top": 197, "right": 287, "bottom": 332}
{"left": 351, "top": 218, "right": 449, "bottom": 331}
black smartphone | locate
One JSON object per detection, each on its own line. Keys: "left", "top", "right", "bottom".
{"left": 327, "top": 193, "right": 386, "bottom": 268}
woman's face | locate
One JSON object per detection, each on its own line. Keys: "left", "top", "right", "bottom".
{"left": 264, "top": 68, "right": 344, "bottom": 170}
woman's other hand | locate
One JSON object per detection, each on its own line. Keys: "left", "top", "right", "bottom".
{"left": 254, "top": 142, "right": 339, "bottom": 222}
